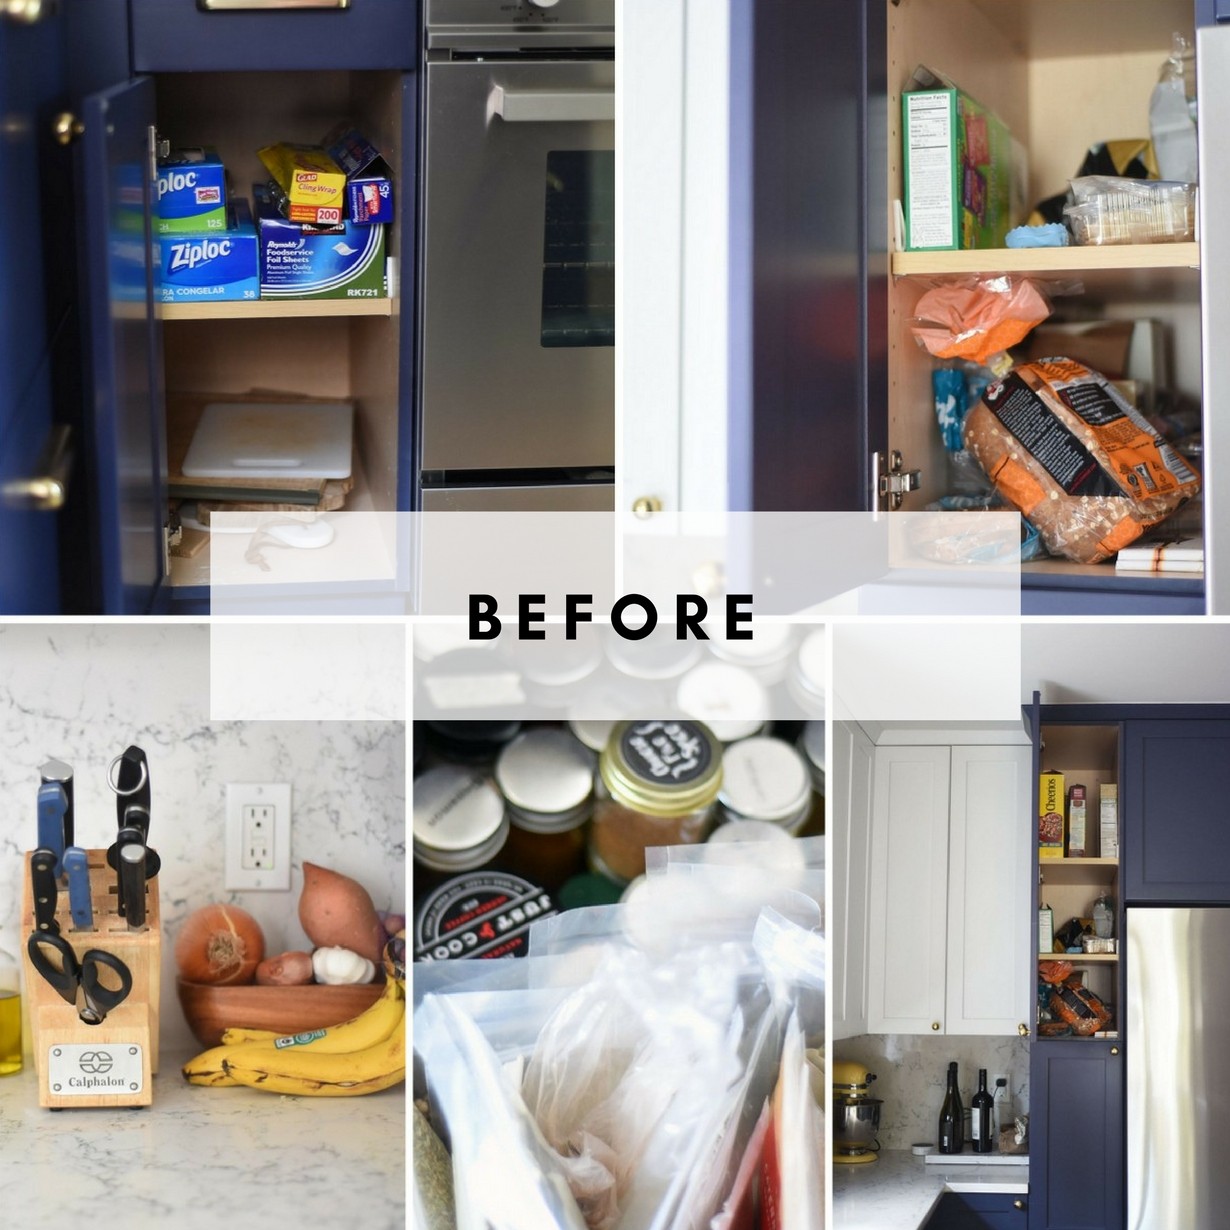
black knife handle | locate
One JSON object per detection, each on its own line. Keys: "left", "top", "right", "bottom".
{"left": 119, "top": 844, "right": 147, "bottom": 930}
{"left": 113, "top": 746, "right": 150, "bottom": 827}
{"left": 30, "top": 847, "right": 60, "bottom": 934}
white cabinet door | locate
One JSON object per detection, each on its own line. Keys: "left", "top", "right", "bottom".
{"left": 946, "top": 745, "right": 1032, "bottom": 1036}
{"left": 867, "top": 746, "right": 951, "bottom": 1034}
{"left": 832, "top": 722, "right": 875, "bottom": 1040}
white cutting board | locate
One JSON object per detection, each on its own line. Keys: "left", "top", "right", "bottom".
{"left": 181, "top": 402, "right": 354, "bottom": 480}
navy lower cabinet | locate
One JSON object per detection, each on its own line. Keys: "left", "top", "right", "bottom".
{"left": 1029, "top": 1041, "right": 1124, "bottom": 1230}
{"left": 1124, "top": 719, "right": 1230, "bottom": 903}
{"left": 925, "top": 1192, "right": 1028, "bottom": 1229}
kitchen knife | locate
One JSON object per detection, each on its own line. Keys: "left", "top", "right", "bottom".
{"left": 36, "top": 782, "right": 68, "bottom": 877}
{"left": 119, "top": 843, "right": 147, "bottom": 931}
{"left": 114, "top": 746, "right": 150, "bottom": 837}
{"left": 30, "top": 847, "right": 60, "bottom": 934}
{"left": 62, "top": 846, "right": 94, "bottom": 931}
{"left": 123, "top": 802, "right": 151, "bottom": 845}
{"left": 106, "top": 826, "right": 161, "bottom": 915}
{"left": 39, "top": 758, "right": 73, "bottom": 849}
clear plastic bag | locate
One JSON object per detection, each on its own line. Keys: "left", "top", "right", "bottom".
{"left": 909, "top": 276, "right": 1055, "bottom": 366}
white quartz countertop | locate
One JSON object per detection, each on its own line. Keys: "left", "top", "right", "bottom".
{"left": 0, "top": 1049, "right": 405, "bottom": 1230}
{"left": 833, "top": 1149, "right": 1028, "bottom": 1230}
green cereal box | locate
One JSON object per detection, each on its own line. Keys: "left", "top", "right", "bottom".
{"left": 902, "top": 66, "right": 1013, "bottom": 251}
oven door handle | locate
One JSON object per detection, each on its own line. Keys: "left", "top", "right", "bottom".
{"left": 488, "top": 84, "right": 614, "bottom": 125}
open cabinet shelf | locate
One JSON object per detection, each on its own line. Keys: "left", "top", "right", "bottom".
{"left": 159, "top": 299, "right": 395, "bottom": 321}
{"left": 892, "top": 242, "right": 1200, "bottom": 279}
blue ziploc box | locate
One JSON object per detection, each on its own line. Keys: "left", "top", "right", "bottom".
{"left": 156, "top": 147, "right": 228, "bottom": 235}
{"left": 157, "top": 198, "right": 259, "bottom": 303}
{"left": 254, "top": 182, "right": 386, "bottom": 300}
{"left": 322, "top": 123, "right": 395, "bottom": 226}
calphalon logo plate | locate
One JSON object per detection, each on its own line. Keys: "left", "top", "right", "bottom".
{"left": 47, "top": 1044, "right": 143, "bottom": 1095}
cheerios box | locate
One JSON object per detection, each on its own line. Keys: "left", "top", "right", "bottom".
{"left": 156, "top": 147, "right": 228, "bottom": 235}
{"left": 254, "top": 182, "right": 386, "bottom": 301}
{"left": 157, "top": 198, "right": 259, "bottom": 304}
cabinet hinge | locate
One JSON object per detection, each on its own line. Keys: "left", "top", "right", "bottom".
{"left": 874, "top": 450, "right": 922, "bottom": 511}
{"left": 147, "top": 127, "right": 169, "bottom": 186}
{"left": 164, "top": 514, "right": 183, "bottom": 575}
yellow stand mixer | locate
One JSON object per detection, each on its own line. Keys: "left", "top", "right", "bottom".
{"left": 833, "top": 1060, "right": 882, "bottom": 1164}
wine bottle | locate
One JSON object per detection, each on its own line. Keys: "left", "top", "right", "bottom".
{"left": 972, "top": 1068, "right": 994, "bottom": 1153}
{"left": 939, "top": 1061, "right": 964, "bottom": 1154}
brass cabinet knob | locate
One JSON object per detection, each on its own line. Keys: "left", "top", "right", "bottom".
{"left": 1013, "top": 1200, "right": 1026, "bottom": 1210}
{"left": 52, "top": 112, "right": 84, "bottom": 146}
{"left": 1111, "top": 1046, "right": 1120, "bottom": 1056}
{"left": 631, "top": 495, "right": 663, "bottom": 519}
{"left": 1018, "top": 1022, "right": 1030, "bottom": 1037}
{"left": 931, "top": 1021, "right": 941, "bottom": 1031}
{"left": 0, "top": 424, "right": 71, "bottom": 510}
{"left": 2, "top": 0, "right": 49, "bottom": 23}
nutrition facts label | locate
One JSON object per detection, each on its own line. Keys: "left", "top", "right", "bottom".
{"left": 905, "top": 92, "right": 955, "bottom": 249}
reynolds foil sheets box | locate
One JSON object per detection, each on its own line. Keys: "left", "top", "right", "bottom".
{"left": 322, "top": 124, "right": 395, "bottom": 226}
{"left": 257, "top": 142, "right": 347, "bottom": 222}
{"left": 254, "top": 183, "right": 386, "bottom": 301}
{"left": 157, "top": 198, "right": 259, "bottom": 304}
{"left": 157, "top": 148, "right": 227, "bottom": 234}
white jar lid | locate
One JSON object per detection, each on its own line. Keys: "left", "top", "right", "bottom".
{"left": 568, "top": 719, "right": 617, "bottom": 753}
{"left": 719, "top": 736, "right": 812, "bottom": 826}
{"left": 706, "top": 620, "right": 796, "bottom": 668}
{"left": 674, "top": 661, "right": 770, "bottom": 742}
{"left": 709, "top": 819, "right": 795, "bottom": 846}
{"left": 799, "top": 721, "right": 826, "bottom": 782}
{"left": 413, "top": 766, "right": 509, "bottom": 870}
{"left": 495, "top": 728, "right": 594, "bottom": 830}
{"left": 787, "top": 628, "right": 827, "bottom": 715}
{"left": 603, "top": 627, "right": 704, "bottom": 680}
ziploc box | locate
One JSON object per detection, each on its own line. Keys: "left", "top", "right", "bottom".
{"left": 902, "top": 66, "right": 1012, "bottom": 251}
{"left": 258, "top": 142, "right": 347, "bottom": 223}
{"left": 157, "top": 148, "right": 227, "bottom": 235}
{"left": 322, "top": 124, "right": 395, "bottom": 226}
{"left": 1039, "top": 771, "right": 1065, "bottom": 859}
{"left": 254, "top": 183, "right": 386, "bottom": 301}
{"left": 157, "top": 199, "right": 259, "bottom": 304}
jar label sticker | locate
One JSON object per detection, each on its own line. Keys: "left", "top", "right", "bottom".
{"left": 414, "top": 872, "right": 556, "bottom": 963}
{"left": 622, "top": 721, "right": 712, "bottom": 786}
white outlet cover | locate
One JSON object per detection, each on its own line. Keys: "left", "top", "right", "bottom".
{"left": 225, "top": 783, "right": 292, "bottom": 891}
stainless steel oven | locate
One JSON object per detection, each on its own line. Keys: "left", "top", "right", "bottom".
{"left": 419, "top": 0, "right": 614, "bottom": 510}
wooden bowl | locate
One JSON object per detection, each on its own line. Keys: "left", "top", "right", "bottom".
{"left": 177, "top": 978, "right": 385, "bottom": 1047}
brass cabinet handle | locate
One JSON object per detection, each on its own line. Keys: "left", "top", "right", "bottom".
{"left": 1013, "top": 1200, "right": 1026, "bottom": 1210}
{"left": 51, "top": 112, "right": 84, "bottom": 146}
{"left": 199, "top": 0, "right": 350, "bottom": 9}
{"left": 631, "top": 495, "right": 663, "bottom": 519}
{"left": 1111, "top": 1046, "right": 1120, "bottom": 1056}
{"left": 1, "top": 0, "right": 51, "bottom": 23}
{"left": 1, "top": 424, "right": 72, "bottom": 511}
{"left": 1018, "top": 1022, "right": 1030, "bottom": 1037}
{"left": 931, "top": 1021, "right": 941, "bottom": 1031}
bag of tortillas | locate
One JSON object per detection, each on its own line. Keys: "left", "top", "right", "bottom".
{"left": 963, "top": 358, "right": 1200, "bottom": 563}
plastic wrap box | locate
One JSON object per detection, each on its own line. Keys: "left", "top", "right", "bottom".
{"left": 156, "top": 147, "right": 227, "bottom": 235}
{"left": 157, "top": 199, "right": 258, "bottom": 304}
{"left": 254, "top": 183, "right": 386, "bottom": 301}
{"left": 903, "top": 67, "right": 1013, "bottom": 251}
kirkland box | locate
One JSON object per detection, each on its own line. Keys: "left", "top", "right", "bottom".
{"left": 157, "top": 147, "right": 227, "bottom": 235}
{"left": 902, "top": 66, "right": 1013, "bottom": 251}
{"left": 157, "top": 199, "right": 258, "bottom": 304}
{"left": 254, "top": 183, "right": 386, "bottom": 300}
{"left": 323, "top": 124, "right": 395, "bottom": 225}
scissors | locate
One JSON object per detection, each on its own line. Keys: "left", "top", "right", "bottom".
{"left": 26, "top": 933, "right": 133, "bottom": 1025}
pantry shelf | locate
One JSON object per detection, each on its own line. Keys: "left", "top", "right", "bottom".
{"left": 891, "top": 242, "right": 1199, "bottom": 278}
{"left": 1038, "top": 953, "right": 1118, "bottom": 963}
{"left": 159, "top": 299, "right": 395, "bottom": 321}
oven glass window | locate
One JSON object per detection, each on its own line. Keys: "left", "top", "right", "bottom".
{"left": 541, "top": 150, "right": 614, "bottom": 348}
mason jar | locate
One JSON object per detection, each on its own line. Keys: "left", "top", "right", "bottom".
{"left": 412, "top": 765, "right": 509, "bottom": 891}
{"left": 495, "top": 727, "right": 595, "bottom": 892}
{"left": 589, "top": 719, "right": 723, "bottom": 883}
{"left": 717, "top": 735, "right": 812, "bottom": 835}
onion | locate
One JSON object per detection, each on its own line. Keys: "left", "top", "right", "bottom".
{"left": 175, "top": 904, "right": 266, "bottom": 985}
{"left": 254, "top": 950, "right": 315, "bottom": 986}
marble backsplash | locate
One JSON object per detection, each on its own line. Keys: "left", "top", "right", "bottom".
{"left": 0, "top": 623, "right": 405, "bottom": 1053}
{"left": 834, "top": 1033, "right": 1031, "bottom": 1151}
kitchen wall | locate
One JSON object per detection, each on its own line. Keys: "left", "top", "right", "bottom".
{"left": 0, "top": 622, "right": 405, "bottom": 1054}
{"left": 835, "top": 1034, "right": 1031, "bottom": 1151}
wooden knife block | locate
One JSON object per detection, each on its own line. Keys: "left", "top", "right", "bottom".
{"left": 20, "top": 848, "right": 161, "bottom": 1109}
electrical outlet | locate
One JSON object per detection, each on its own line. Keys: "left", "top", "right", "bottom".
{"left": 225, "top": 783, "right": 291, "bottom": 890}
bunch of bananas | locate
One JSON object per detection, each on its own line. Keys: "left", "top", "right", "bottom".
{"left": 183, "top": 974, "right": 405, "bottom": 1097}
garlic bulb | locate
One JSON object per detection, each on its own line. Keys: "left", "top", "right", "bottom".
{"left": 311, "top": 945, "right": 377, "bottom": 985}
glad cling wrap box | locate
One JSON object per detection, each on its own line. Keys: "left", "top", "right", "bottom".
{"left": 254, "top": 183, "right": 386, "bottom": 300}
{"left": 156, "top": 148, "right": 227, "bottom": 234}
{"left": 258, "top": 142, "right": 347, "bottom": 223}
{"left": 157, "top": 199, "right": 259, "bottom": 304}
{"left": 963, "top": 358, "right": 1201, "bottom": 563}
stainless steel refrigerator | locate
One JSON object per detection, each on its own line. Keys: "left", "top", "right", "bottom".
{"left": 1127, "top": 908, "right": 1230, "bottom": 1228}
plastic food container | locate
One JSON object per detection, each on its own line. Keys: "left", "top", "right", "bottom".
{"left": 1065, "top": 176, "right": 1196, "bottom": 246}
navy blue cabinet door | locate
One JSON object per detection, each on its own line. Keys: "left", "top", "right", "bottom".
{"left": 927, "top": 1192, "right": 1028, "bottom": 1229}
{"left": 1029, "top": 1041, "right": 1124, "bottom": 1230}
{"left": 0, "top": 4, "right": 68, "bottom": 612}
{"left": 1124, "top": 720, "right": 1230, "bottom": 903}
{"left": 130, "top": 0, "right": 417, "bottom": 73}
{"left": 78, "top": 77, "right": 167, "bottom": 614}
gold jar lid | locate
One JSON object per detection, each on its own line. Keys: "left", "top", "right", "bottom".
{"left": 600, "top": 720, "right": 722, "bottom": 817}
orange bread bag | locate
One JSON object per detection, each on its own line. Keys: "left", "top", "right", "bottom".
{"left": 963, "top": 358, "right": 1200, "bottom": 563}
